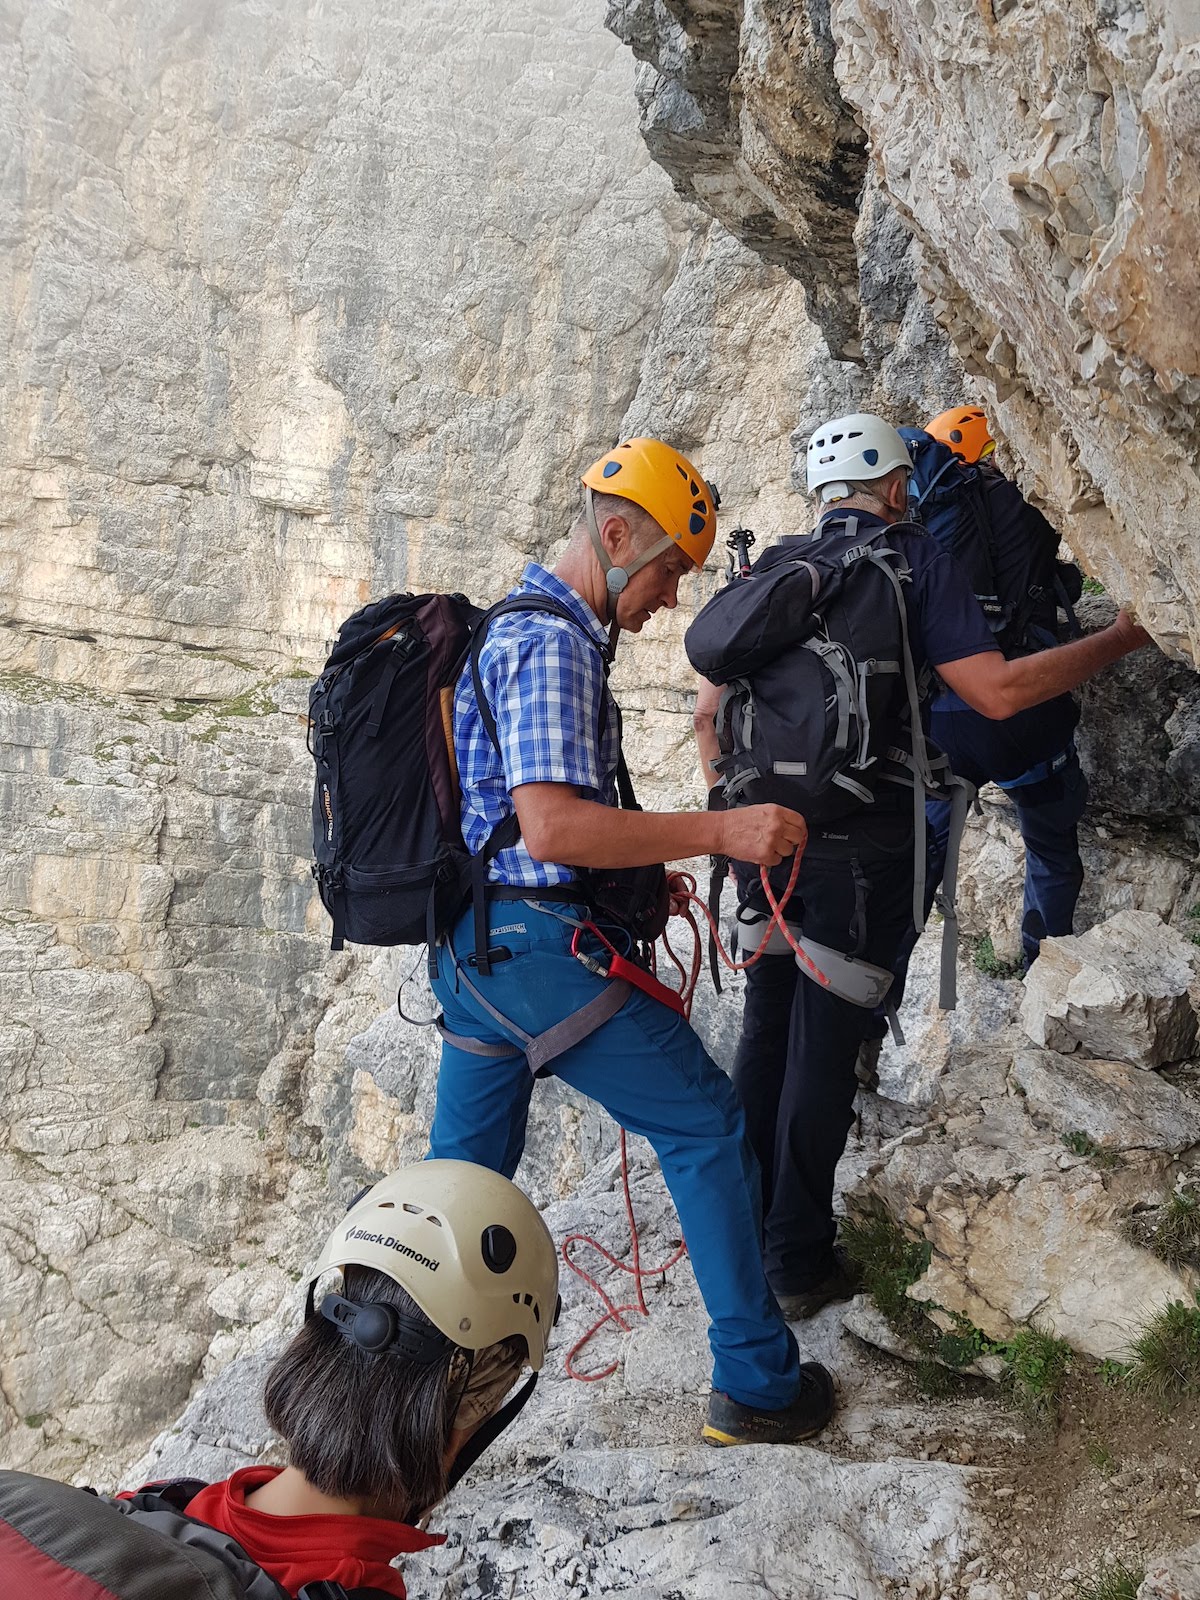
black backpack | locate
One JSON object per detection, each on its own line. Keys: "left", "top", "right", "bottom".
{"left": 900, "top": 429, "right": 1082, "bottom": 657}
{"left": 309, "top": 590, "right": 481, "bottom": 952}
{"left": 309, "top": 590, "right": 668, "bottom": 969}
{"left": 685, "top": 515, "right": 943, "bottom": 825}
{"left": 0, "top": 1470, "right": 393, "bottom": 1600}
{"left": 686, "top": 514, "right": 979, "bottom": 1010}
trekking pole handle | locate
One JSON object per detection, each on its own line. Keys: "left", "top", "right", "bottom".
{"left": 725, "top": 527, "right": 756, "bottom": 580}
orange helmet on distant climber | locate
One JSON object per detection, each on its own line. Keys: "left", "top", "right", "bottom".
{"left": 925, "top": 406, "right": 995, "bottom": 464}
{"left": 581, "top": 439, "right": 718, "bottom": 602}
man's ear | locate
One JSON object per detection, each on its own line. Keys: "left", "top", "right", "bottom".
{"left": 884, "top": 469, "right": 910, "bottom": 516}
{"left": 597, "top": 511, "right": 633, "bottom": 561}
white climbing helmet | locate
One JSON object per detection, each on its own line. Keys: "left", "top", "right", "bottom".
{"left": 306, "top": 1160, "right": 560, "bottom": 1370}
{"left": 806, "top": 413, "right": 913, "bottom": 504}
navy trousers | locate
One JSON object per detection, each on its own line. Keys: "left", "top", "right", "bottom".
{"left": 928, "top": 700, "right": 1087, "bottom": 966}
{"left": 428, "top": 899, "right": 801, "bottom": 1409}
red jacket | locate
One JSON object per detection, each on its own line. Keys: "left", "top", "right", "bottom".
{"left": 185, "top": 1466, "right": 445, "bottom": 1598}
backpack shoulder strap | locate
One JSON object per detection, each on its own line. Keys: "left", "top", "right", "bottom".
{"left": 463, "top": 592, "right": 615, "bottom": 976}
{"left": 0, "top": 1471, "right": 292, "bottom": 1600}
{"left": 468, "top": 594, "right": 612, "bottom": 756}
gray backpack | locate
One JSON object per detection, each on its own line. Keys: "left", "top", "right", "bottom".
{"left": 0, "top": 1469, "right": 393, "bottom": 1600}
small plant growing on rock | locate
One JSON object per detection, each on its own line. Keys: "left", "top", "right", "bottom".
{"left": 1128, "top": 1293, "right": 1200, "bottom": 1401}
{"left": 1003, "top": 1325, "right": 1072, "bottom": 1421}
{"left": 1097, "top": 1357, "right": 1132, "bottom": 1387}
{"left": 839, "top": 1204, "right": 932, "bottom": 1341}
{"left": 1128, "top": 1185, "right": 1200, "bottom": 1270}
{"left": 1080, "top": 575, "right": 1107, "bottom": 597}
{"left": 1075, "top": 1559, "right": 1144, "bottom": 1600}
{"left": 933, "top": 1311, "right": 1003, "bottom": 1371}
{"left": 971, "top": 933, "right": 1024, "bottom": 980}
{"left": 1061, "top": 1130, "right": 1120, "bottom": 1170}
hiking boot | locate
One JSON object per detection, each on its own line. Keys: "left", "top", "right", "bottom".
{"left": 702, "top": 1362, "right": 836, "bottom": 1447}
{"left": 773, "top": 1247, "right": 863, "bottom": 1321}
{"left": 855, "top": 1035, "right": 882, "bottom": 1093}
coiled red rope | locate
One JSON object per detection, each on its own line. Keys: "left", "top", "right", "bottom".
{"left": 561, "top": 850, "right": 820, "bottom": 1380}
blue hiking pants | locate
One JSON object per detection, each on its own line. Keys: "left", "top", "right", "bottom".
{"left": 428, "top": 899, "right": 801, "bottom": 1410}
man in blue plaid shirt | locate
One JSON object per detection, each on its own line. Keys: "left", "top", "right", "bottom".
{"left": 428, "top": 438, "right": 836, "bottom": 1448}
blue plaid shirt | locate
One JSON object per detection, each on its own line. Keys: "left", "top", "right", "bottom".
{"left": 455, "top": 564, "right": 621, "bottom": 888}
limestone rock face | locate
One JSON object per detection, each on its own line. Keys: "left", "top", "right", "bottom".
{"left": 853, "top": 1046, "right": 1200, "bottom": 1360}
{"left": 606, "top": 0, "right": 867, "bottom": 356}
{"left": 608, "top": 1, "right": 1200, "bottom": 658}
{"left": 1074, "top": 596, "right": 1200, "bottom": 823}
{"left": 1019, "top": 910, "right": 1200, "bottom": 1068}
{"left": 1138, "top": 1541, "right": 1200, "bottom": 1600}
{"left": 0, "top": 0, "right": 968, "bottom": 1481}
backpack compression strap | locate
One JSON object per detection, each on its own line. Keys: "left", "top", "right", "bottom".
{"left": 465, "top": 593, "right": 615, "bottom": 975}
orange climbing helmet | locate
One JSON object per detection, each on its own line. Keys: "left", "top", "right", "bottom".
{"left": 581, "top": 438, "right": 718, "bottom": 579}
{"left": 925, "top": 406, "right": 996, "bottom": 464}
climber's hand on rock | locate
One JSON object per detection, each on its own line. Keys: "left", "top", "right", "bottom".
{"left": 1111, "top": 607, "right": 1152, "bottom": 652}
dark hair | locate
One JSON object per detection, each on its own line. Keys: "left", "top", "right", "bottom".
{"left": 263, "top": 1264, "right": 461, "bottom": 1517}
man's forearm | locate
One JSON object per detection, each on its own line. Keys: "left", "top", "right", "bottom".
{"left": 938, "top": 613, "right": 1150, "bottom": 719}
{"left": 516, "top": 791, "right": 725, "bottom": 869}
{"left": 996, "top": 623, "right": 1143, "bottom": 716}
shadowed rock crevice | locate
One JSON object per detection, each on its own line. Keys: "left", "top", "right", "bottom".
{"left": 606, "top": 0, "right": 868, "bottom": 357}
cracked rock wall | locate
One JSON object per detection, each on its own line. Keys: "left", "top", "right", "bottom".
{"left": 610, "top": 0, "right": 1200, "bottom": 659}
{"left": 0, "top": 0, "right": 960, "bottom": 1479}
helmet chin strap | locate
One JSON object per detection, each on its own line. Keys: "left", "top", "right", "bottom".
{"left": 445, "top": 1371, "right": 539, "bottom": 1491}
{"left": 584, "top": 487, "right": 672, "bottom": 657}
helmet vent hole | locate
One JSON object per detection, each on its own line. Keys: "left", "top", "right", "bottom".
{"left": 688, "top": 512, "right": 706, "bottom": 535}
{"left": 426, "top": 1214, "right": 442, "bottom": 1227}
{"left": 676, "top": 463, "right": 688, "bottom": 479}
{"left": 378, "top": 1201, "right": 395, "bottom": 1210}
{"left": 863, "top": 448, "right": 879, "bottom": 466}
{"left": 950, "top": 429, "right": 962, "bottom": 442}
{"left": 831, "top": 432, "right": 843, "bottom": 444}
{"left": 602, "top": 461, "right": 622, "bottom": 478}
{"left": 533, "top": 1303, "right": 541, "bottom": 1324}
{"left": 402, "top": 1203, "right": 422, "bottom": 1215}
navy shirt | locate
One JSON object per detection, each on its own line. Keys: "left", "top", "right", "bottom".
{"left": 810, "top": 508, "right": 999, "bottom": 674}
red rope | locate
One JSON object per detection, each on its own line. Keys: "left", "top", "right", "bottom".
{"left": 561, "top": 848, "right": 815, "bottom": 1380}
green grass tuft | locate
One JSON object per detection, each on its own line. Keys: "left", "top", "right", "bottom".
{"left": 840, "top": 1205, "right": 933, "bottom": 1341}
{"left": 972, "top": 933, "right": 1024, "bottom": 980}
{"left": 1080, "top": 576, "right": 1107, "bottom": 597}
{"left": 1084, "top": 1438, "right": 1116, "bottom": 1475}
{"left": 1004, "top": 1324, "right": 1073, "bottom": 1421}
{"left": 1075, "top": 1560, "right": 1143, "bottom": 1600}
{"left": 1141, "top": 1188, "right": 1200, "bottom": 1271}
{"left": 1128, "top": 1294, "right": 1200, "bottom": 1401}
